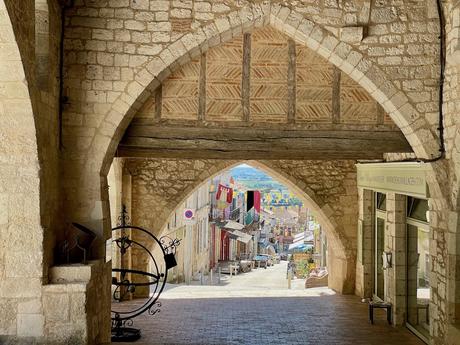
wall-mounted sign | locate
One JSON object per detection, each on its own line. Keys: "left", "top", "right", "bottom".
{"left": 183, "top": 208, "right": 196, "bottom": 224}
{"left": 356, "top": 162, "right": 429, "bottom": 199}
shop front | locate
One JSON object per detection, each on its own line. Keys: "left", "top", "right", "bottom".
{"left": 356, "top": 162, "right": 431, "bottom": 343}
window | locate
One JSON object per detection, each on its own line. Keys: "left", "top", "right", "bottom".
{"left": 407, "top": 197, "right": 428, "bottom": 222}
{"left": 376, "top": 192, "right": 386, "bottom": 211}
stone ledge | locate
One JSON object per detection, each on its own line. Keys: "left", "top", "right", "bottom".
{"left": 49, "top": 260, "right": 102, "bottom": 284}
{"left": 42, "top": 283, "right": 87, "bottom": 293}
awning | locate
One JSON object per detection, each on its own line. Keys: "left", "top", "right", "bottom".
{"left": 293, "top": 233, "right": 314, "bottom": 242}
{"left": 232, "top": 230, "right": 252, "bottom": 244}
{"left": 288, "top": 242, "right": 314, "bottom": 250}
{"left": 221, "top": 220, "right": 245, "bottom": 231}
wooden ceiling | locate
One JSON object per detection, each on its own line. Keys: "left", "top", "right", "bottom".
{"left": 118, "top": 26, "right": 412, "bottom": 160}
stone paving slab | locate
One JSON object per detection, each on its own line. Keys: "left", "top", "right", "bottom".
{"left": 112, "top": 263, "right": 424, "bottom": 345}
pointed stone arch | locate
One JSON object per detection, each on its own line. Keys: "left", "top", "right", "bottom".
{"left": 120, "top": 158, "right": 357, "bottom": 293}
{"left": 158, "top": 160, "right": 349, "bottom": 259}
{"left": 63, "top": 3, "right": 442, "bottom": 244}
{"left": 94, "top": 4, "right": 439, "bottom": 179}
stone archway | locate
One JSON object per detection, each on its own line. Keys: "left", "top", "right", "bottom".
{"left": 61, "top": 2, "right": 442, "bottom": 242}
{"left": 59, "top": 1, "right": 451, "bottom": 343}
{"left": 118, "top": 158, "right": 358, "bottom": 294}
{"left": 0, "top": 0, "right": 44, "bottom": 338}
{"left": 95, "top": 4, "right": 440, "bottom": 178}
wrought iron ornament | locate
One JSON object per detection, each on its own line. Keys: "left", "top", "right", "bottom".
{"left": 111, "top": 207, "right": 180, "bottom": 342}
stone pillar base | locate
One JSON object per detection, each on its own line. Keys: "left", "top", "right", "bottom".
{"left": 41, "top": 260, "right": 111, "bottom": 345}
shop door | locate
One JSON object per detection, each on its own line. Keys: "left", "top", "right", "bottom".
{"left": 374, "top": 192, "right": 386, "bottom": 301}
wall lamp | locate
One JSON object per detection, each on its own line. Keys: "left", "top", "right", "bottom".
{"left": 383, "top": 251, "right": 393, "bottom": 269}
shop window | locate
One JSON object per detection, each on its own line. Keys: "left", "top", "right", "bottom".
{"left": 407, "top": 197, "right": 428, "bottom": 222}
{"left": 376, "top": 192, "right": 386, "bottom": 211}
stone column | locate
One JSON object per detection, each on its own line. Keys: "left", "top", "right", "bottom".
{"left": 355, "top": 188, "right": 373, "bottom": 298}
{"left": 385, "top": 193, "right": 406, "bottom": 326}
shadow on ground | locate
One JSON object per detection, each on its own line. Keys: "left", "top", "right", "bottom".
{"left": 113, "top": 294, "right": 424, "bottom": 345}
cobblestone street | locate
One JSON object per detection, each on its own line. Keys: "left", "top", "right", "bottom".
{"left": 114, "top": 262, "right": 424, "bottom": 345}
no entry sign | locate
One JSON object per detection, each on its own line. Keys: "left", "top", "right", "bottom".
{"left": 184, "top": 208, "right": 196, "bottom": 224}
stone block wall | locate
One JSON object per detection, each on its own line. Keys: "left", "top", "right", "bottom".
{"left": 435, "top": 2, "right": 460, "bottom": 343}
{"left": 384, "top": 193, "right": 407, "bottom": 326}
{"left": 0, "top": 1, "right": 67, "bottom": 341}
{"left": 355, "top": 188, "right": 373, "bottom": 298}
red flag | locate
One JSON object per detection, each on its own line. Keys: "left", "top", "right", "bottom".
{"left": 216, "top": 184, "right": 233, "bottom": 203}
{"left": 254, "top": 191, "right": 261, "bottom": 213}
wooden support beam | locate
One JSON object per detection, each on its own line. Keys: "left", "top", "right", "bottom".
{"left": 242, "top": 33, "right": 251, "bottom": 122}
{"left": 332, "top": 67, "right": 341, "bottom": 124}
{"left": 198, "top": 53, "right": 206, "bottom": 121}
{"left": 117, "top": 125, "right": 413, "bottom": 160}
{"left": 287, "top": 39, "right": 296, "bottom": 124}
{"left": 155, "top": 84, "right": 162, "bottom": 120}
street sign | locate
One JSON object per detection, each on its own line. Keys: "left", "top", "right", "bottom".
{"left": 184, "top": 208, "right": 196, "bottom": 224}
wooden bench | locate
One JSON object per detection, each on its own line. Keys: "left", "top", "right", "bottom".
{"left": 369, "top": 301, "right": 392, "bottom": 325}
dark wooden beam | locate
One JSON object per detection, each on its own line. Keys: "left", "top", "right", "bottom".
{"left": 198, "top": 53, "right": 206, "bottom": 121}
{"left": 117, "top": 125, "right": 413, "bottom": 160}
{"left": 287, "top": 39, "right": 296, "bottom": 124}
{"left": 242, "top": 33, "right": 251, "bottom": 122}
{"left": 332, "top": 67, "right": 341, "bottom": 124}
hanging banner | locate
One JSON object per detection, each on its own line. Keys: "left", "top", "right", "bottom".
{"left": 216, "top": 184, "right": 233, "bottom": 209}
{"left": 356, "top": 162, "right": 429, "bottom": 198}
{"left": 216, "top": 184, "right": 233, "bottom": 203}
{"left": 254, "top": 191, "right": 261, "bottom": 213}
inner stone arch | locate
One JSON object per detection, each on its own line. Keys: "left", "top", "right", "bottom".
{"left": 108, "top": 158, "right": 358, "bottom": 294}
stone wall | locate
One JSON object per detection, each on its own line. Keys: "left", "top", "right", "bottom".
{"left": 355, "top": 188, "right": 373, "bottom": 298}
{"left": 0, "top": 0, "right": 45, "bottom": 341}
{"left": 123, "top": 157, "right": 358, "bottom": 293}
{"left": 434, "top": 2, "right": 460, "bottom": 343}
{"left": 3, "top": 0, "right": 62, "bottom": 274}
{"left": 1, "top": 0, "right": 77, "bottom": 342}
{"left": 43, "top": 261, "right": 111, "bottom": 345}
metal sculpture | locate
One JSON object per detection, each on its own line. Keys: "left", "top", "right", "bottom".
{"left": 111, "top": 206, "right": 180, "bottom": 342}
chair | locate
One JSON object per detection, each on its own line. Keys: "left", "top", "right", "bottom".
{"left": 369, "top": 301, "right": 392, "bottom": 325}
